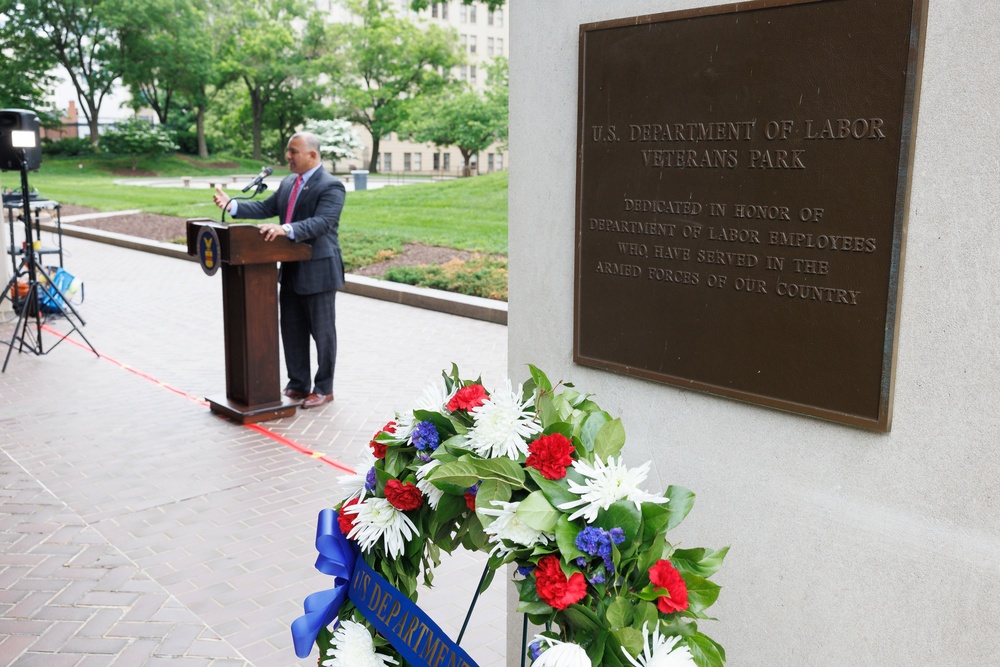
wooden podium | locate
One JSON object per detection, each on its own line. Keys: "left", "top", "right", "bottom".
{"left": 186, "top": 219, "right": 312, "bottom": 424}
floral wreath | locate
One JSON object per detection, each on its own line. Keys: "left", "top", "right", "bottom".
{"left": 296, "top": 365, "right": 728, "bottom": 667}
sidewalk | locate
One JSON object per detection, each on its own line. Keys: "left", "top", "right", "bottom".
{"left": 0, "top": 234, "right": 509, "bottom": 666}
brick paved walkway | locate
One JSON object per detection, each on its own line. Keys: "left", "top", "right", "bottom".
{"left": 0, "top": 235, "right": 508, "bottom": 666}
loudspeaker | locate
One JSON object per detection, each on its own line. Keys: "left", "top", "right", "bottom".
{"left": 0, "top": 109, "right": 43, "bottom": 172}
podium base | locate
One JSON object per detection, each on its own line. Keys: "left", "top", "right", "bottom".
{"left": 207, "top": 395, "right": 299, "bottom": 424}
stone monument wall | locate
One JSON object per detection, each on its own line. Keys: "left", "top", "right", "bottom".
{"left": 507, "top": 0, "right": 1000, "bottom": 663}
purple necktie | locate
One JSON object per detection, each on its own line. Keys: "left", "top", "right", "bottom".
{"left": 285, "top": 175, "right": 303, "bottom": 223}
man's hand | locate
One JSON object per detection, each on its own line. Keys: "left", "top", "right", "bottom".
{"left": 213, "top": 185, "right": 230, "bottom": 211}
{"left": 259, "top": 223, "right": 287, "bottom": 242}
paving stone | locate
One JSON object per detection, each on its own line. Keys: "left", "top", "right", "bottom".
{"left": 0, "top": 235, "right": 508, "bottom": 666}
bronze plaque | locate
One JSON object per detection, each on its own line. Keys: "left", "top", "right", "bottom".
{"left": 574, "top": 0, "right": 927, "bottom": 431}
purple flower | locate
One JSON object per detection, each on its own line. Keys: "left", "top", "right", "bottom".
{"left": 609, "top": 527, "right": 626, "bottom": 545}
{"left": 517, "top": 565, "right": 535, "bottom": 577}
{"left": 529, "top": 641, "right": 543, "bottom": 660}
{"left": 587, "top": 571, "right": 606, "bottom": 585}
{"left": 364, "top": 467, "right": 377, "bottom": 492}
{"left": 575, "top": 526, "right": 604, "bottom": 555}
{"left": 412, "top": 421, "right": 440, "bottom": 451}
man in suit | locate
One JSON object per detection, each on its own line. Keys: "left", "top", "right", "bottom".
{"left": 213, "top": 131, "right": 346, "bottom": 409}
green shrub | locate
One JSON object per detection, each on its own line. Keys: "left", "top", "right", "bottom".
{"left": 101, "top": 118, "right": 178, "bottom": 170}
{"left": 41, "top": 136, "right": 93, "bottom": 157}
{"left": 384, "top": 255, "right": 507, "bottom": 301}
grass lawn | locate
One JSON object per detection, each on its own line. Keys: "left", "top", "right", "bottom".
{"left": 7, "top": 154, "right": 510, "bottom": 299}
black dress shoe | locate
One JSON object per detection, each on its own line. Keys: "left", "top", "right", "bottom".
{"left": 284, "top": 388, "right": 309, "bottom": 400}
{"left": 301, "top": 392, "right": 333, "bottom": 409}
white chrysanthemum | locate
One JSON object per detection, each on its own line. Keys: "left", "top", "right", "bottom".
{"left": 532, "top": 635, "right": 592, "bottom": 667}
{"left": 479, "top": 500, "right": 553, "bottom": 555}
{"left": 558, "top": 456, "right": 668, "bottom": 523}
{"left": 621, "top": 622, "right": 696, "bottom": 667}
{"left": 395, "top": 379, "right": 454, "bottom": 441}
{"left": 335, "top": 449, "right": 376, "bottom": 505}
{"left": 415, "top": 459, "right": 445, "bottom": 510}
{"left": 322, "top": 619, "right": 398, "bottom": 667}
{"left": 466, "top": 379, "right": 541, "bottom": 459}
{"left": 346, "top": 498, "right": 417, "bottom": 559}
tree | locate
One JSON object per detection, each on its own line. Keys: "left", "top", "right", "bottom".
{"left": 0, "top": 9, "right": 58, "bottom": 116}
{"left": 403, "top": 88, "right": 502, "bottom": 176}
{"left": 117, "top": 0, "right": 215, "bottom": 128}
{"left": 6, "top": 0, "right": 128, "bottom": 148}
{"left": 216, "top": 0, "right": 319, "bottom": 161}
{"left": 328, "top": 0, "right": 461, "bottom": 173}
{"left": 101, "top": 117, "right": 178, "bottom": 170}
{"left": 304, "top": 119, "right": 364, "bottom": 164}
{"left": 402, "top": 58, "right": 507, "bottom": 176}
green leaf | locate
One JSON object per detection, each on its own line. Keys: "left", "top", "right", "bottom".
{"left": 605, "top": 596, "right": 633, "bottom": 630}
{"left": 555, "top": 515, "right": 586, "bottom": 561}
{"left": 528, "top": 364, "right": 552, "bottom": 393}
{"left": 525, "top": 467, "right": 578, "bottom": 509}
{"left": 428, "top": 456, "right": 526, "bottom": 489}
{"left": 612, "top": 627, "right": 644, "bottom": 659}
{"left": 638, "top": 529, "right": 667, "bottom": 575}
{"left": 672, "top": 546, "right": 730, "bottom": 578}
{"left": 516, "top": 490, "right": 559, "bottom": 532}
{"left": 383, "top": 447, "right": 407, "bottom": 478}
{"left": 635, "top": 600, "right": 659, "bottom": 631}
{"left": 594, "top": 418, "right": 626, "bottom": 460}
{"left": 563, "top": 603, "right": 602, "bottom": 633}
{"left": 580, "top": 411, "right": 612, "bottom": 452}
{"left": 687, "top": 633, "right": 726, "bottom": 667}
{"left": 683, "top": 574, "right": 722, "bottom": 615}
{"left": 474, "top": 478, "right": 511, "bottom": 523}
{"left": 663, "top": 486, "right": 695, "bottom": 532}
{"left": 595, "top": 500, "right": 642, "bottom": 546}
{"left": 516, "top": 600, "right": 553, "bottom": 615}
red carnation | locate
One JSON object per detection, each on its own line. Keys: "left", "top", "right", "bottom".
{"left": 385, "top": 479, "right": 424, "bottom": 511}
{"left": 534, "top": 554, "right": 587, "bottom": 610}
{"left": 464, "top": 491, "right": 477, "bottom": 511}
{"left": 369, "top": 421, "right": 396, "bottom": 459}
{"left": 448, "top": 384, "right": 488, "bottom": 412}
{"left": 525, "top": 433, "right": 576, "bottom": 480}
{"left": 649, "top": 559, "right": 689, "bottom": 614}
{"left": 338, "top": 498, "right": 360, "bottom": 537}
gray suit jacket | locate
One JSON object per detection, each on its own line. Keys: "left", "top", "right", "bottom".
{"left": 234, "top": 167, "right": 346, "bottom": 294}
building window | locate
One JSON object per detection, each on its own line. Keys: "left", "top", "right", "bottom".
{"left": 460, "top": 65, "right": 468, "bottom": 81}
{"left": 497, "top": 153, "right": 503, "bottom": 170}
{"left": 404, "top": 153, "right": 412, "bottom": 171}
{"left": 461, "top": 33, "right": 467, "bottom": 51}
{"left": 441, "top": 1, "right": 448, "bottom": 19}
{"left": 488, "top": 9, "right": 494, "bottom": 25}
{"left": 496, "top": 38, "right": 503, "bottom": 56}
{"left": 488, "top": 153, "right": 494, "bottom": 171}
{"left": 469, "top": 3, "right": 476, "bottom": 23}
{"left": 487, "top": 37, "right": 494, "bottom": 57}
{"left": 413, "top": 153, "right": 422, "bottom": 171}
{"left": 469, "top": 65, "right": 477, "bottom": 85}
{"left": 433, "top": 152, "right": 440, "bottom": 170}
{"left": 460, "top": 4, "right": 467, "bottom": 22}
{"left": 495, "top": 8, "right": 503, "bottom": 27}
{"left": 432, "top": 3, "right": 437, "bottom": 17}
{"left": 382, "top": 153, "right": 392, "bottom": 171}
{"left": 443, "top": 153, "right": 450, "bottom": 171}
{"left": 469, "top": 35, "right": 476, "bottom": 54}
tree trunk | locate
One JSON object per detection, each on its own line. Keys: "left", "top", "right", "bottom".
{"left": 368, "top": 134, "right": 380, "bottom": 173}
{"left": 196, "top": 106, "right": 208, "bottom": 158}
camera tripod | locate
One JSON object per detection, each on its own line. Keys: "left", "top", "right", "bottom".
{"left": 0, "top": 154, "right": 97, "bottom": 372}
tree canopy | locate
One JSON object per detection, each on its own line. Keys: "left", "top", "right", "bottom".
{"left": 326, "top": 0, "right": 461, "bottom": 172}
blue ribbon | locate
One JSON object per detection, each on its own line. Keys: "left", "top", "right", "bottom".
{"left": 291, "top": 509, "right": 481, "bottom": 667}
{"left": 291, "top": 509, "right": 358, "bottom": 658}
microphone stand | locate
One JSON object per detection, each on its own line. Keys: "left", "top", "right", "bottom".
{"left": 220, "top": 182, "right": 268, "bottom": 224}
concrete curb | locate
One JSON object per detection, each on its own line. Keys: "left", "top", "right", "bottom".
{"left": 43, "top": 221, "right": 508, "bottom": 326}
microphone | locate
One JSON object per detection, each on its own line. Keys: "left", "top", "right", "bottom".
{"left": 242, "top": 166, "right": 273, "bottom": 192}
